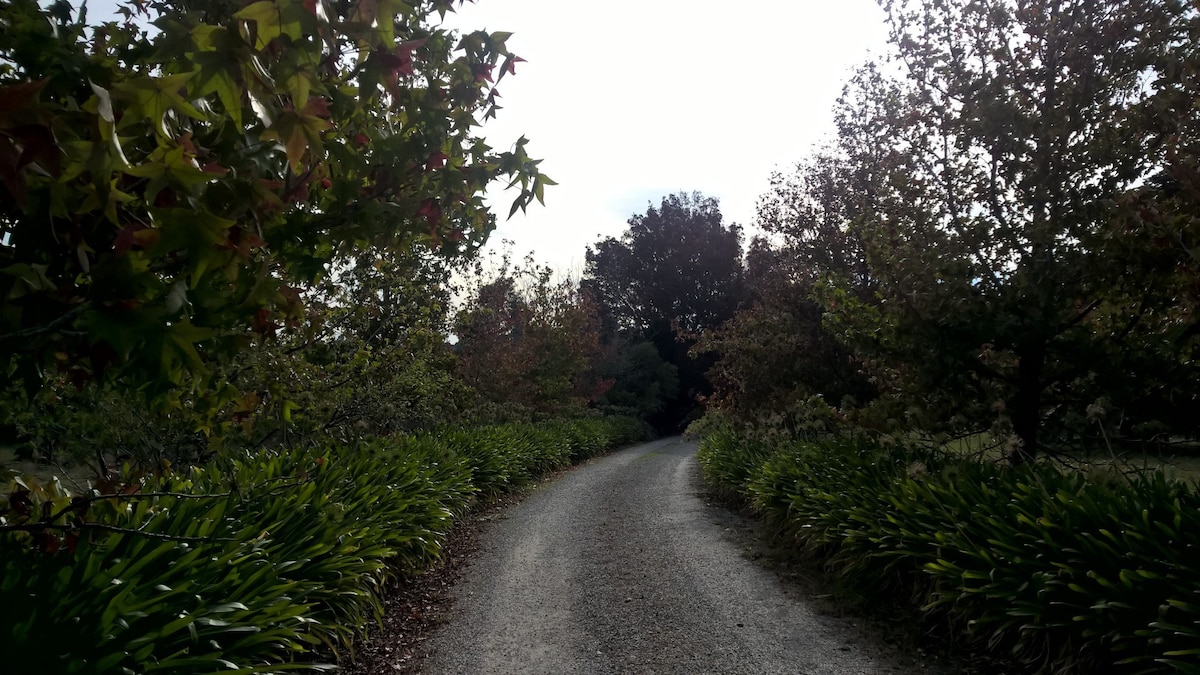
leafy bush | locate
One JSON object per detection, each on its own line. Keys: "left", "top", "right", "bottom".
{"left": 696, "top": 429, "right": 777, "bottom": 502}
{"left": 699, "top": 434, "right": 1200, "bottom": 673}
{"left": 0, "top": 416, "right": 646, "bottom": 672}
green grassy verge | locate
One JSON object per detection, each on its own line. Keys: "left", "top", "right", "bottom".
{"left": 0, "top": 416, "right": 649, "bottom": 673}
{"left": 698, "top": 431, "right": 1200, "bottom": 674}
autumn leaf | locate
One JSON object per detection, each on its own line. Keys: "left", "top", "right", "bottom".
{"left": 504, "top": 55, "right": 526, "bottom": 75}
{"left": 425, "top": 150, "right": 448, "bottom": 172}
{"left": 261, "top": 107, "right": 332, "bottom": 172}
{"left": 471, "top": 63, "right": 494, "bottom": 83}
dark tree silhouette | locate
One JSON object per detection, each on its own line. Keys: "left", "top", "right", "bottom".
{"left": 583, "top": 192, "right": 745, "bottom": 430}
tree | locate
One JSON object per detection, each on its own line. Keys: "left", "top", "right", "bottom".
{"left": 583, "top": 192, "right": 745, "bottom": 429}
{"left": 800, "top": 0, "right": 1200, "bottom": 460}
{"left": 0, "top": 0, "right": 551, "bottom": 414}
{"left": 593, "top": 339, "right": 678, "bottom": 420}
{"left": 695, "top": 236, "right": 874, "bottom": 429}
{"left": 584, "top": 192, "right": 744, "bottom": 339}
{"left": 454, "top": 253, "right": 603, "bottom": 421}
{"left": 238, "top": 243, "right": 470, "bottom": 446}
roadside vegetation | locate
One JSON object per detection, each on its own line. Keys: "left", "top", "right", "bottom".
{"left": 3, "top": 0, "right": 1200, "bottom": 672}
{"left": 0, "top": 0, "right": 650, "bottom": 671}
{"left": 686, "top": 1, "right": 1200, "bottom": 672}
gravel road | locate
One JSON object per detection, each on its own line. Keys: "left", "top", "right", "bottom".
{"left": 421, "top": 437, "right": 923, "bottom": 675}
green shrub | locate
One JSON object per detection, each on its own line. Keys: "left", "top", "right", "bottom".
{"left": 699, "top": 434, "right": 1200, "bottom": 673}
{"left": 696, "top": 429, "right": 776, "bottom": 501}
{"left": 1, "top": 415, "right": 645, "bottom": 672}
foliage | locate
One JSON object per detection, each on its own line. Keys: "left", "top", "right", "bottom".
{"left": 454, "top": 250, "right": 604, "bottom": 421}
{"left": 593, "top": 339, "right": 678, "bottom": 420}
{"left": 0, "top": 241, "right": 471, "bottom": 468}
{"left": 699, "top": 431, "right": 1200, "bottom": 673}
{"left": 584, "top": 192, "right": 745, "bottom": 338}
{"left": 583, "top": 192, "right": 746, "bottom": 429}
{"left": 237, "top": 244, "right": 471, "bottom": 447}
{"left": 752, "top": 0, "right": 1200, "bottom": 459}
{"left": 1, "top": 379, "right": 206, "bottom": 470}
{"left": 1, "top": 441, "right": 470, "bottom": 673}
{"left": 0, "top": 416, "right": 644, "bottom": 672}
{"left": 695, "top": 236, "right": 873, "bottom": 425}
{"left": 0, "top": 0, "right": 550, "bottom": 413}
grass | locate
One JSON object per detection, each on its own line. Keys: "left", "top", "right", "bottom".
{"left": 942, "top": 432, "right": 1200, "bottom": 483}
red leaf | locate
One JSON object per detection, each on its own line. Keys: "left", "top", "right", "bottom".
{"left": 114, "top": 222, "right": 150, "bottom": 255}
{"left": 251, "top": 307, "right": 276, "bottom": 335}
{"left": 425, "top": 151, "right": 448, "bottom": 172}
{"left": 9, "top": 488, "right": 31, "bottom": 517}
{"left": 302, "top": 96, "right": 332, "bottom": 118}
{"left": 471, "top": 63, "right": 494, "bottom": 83}
{"left": 417, "top": 198, "right": 440, "bottom": 225}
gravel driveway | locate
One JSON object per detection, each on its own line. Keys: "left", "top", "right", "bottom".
{"left": 421, "top": 437, "right": 922, "bottom": 675}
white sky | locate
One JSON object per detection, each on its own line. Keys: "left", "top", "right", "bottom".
{"left": 445, "top": 1, "right": 890, "bottom": 274}
{"left": 81, "top": 0, "right": 890, "bottom": 274}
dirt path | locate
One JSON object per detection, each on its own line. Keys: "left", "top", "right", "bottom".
{"left": 418, "top": 437, "right": 923, "bottom": 674}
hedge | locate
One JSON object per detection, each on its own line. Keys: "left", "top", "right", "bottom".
{"left": 0, "top": 416, "right": 649, "bottom": 673}
{"left": 698, "top": 431, "right": 1200, "bottom": 674}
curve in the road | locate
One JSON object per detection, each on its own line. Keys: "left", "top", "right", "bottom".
{"left": 423, "top": 437, "right": 918, "bottom": 675}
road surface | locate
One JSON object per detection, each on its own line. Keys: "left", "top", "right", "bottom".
{"left": 422, "top": 437, "right": 920, "bottom": 675}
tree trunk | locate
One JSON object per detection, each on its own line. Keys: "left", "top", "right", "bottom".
{"left": 1008, "top": 339, "right": 1046, "bottom": 465}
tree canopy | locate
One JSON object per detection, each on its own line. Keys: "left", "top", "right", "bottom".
{"left": 728, "top": 0, "right": 1200, "bottom": 459}
{"left": 583, "top": 192, "right": 745, "bottom": 429}
{"left": 0, "top": 0, "right": 551, "bottom": 411}
{"left": 583, "top": 192, "right": 744, "bottom": 340}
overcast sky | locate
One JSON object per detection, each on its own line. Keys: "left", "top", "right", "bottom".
{"left": 83, "top": 0, "right": 890, "bottom": 273}
{"left": 444, "top": 1, "right": 890, "bottom": 273}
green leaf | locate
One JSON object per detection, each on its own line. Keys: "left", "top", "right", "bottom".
{"left": 114, "top": 73, "right": 206, "bottom": 138}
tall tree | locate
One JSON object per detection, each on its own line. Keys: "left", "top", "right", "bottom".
{"left": 814, "top": 0, "right": 1200, "bottom": 459}
{"left": 695, "top": 235, "right": 874, "bottom": 429}
{"left": 0, "top": 0, "right": 550, "bottom": 413}
{"left": 454, "top": 255, "right": 603, "bottom": 420}
{"left": 583, "top": 192, "right": 745, "bottom": 428}
{"left": 584, "top": 192, "right": 744, "bottom": 339}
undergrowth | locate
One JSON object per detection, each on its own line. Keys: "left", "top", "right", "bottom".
{"left": 698, "top": 431, "right": 1200, "bottom": 674}
{"left": 0, "top": 416, "right": 649, "bottom": 673}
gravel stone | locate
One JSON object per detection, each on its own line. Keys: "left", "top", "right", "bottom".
{"left": 421, "top": 437, "right": 924, "bottom": 674}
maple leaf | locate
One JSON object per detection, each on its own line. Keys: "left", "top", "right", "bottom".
{"left": 371, "top": 40, "right": 428, "bottom": 96}
{"left": 0, "top": 79, "right": 49, "bottom": 115}
{"left": 113, "top": 72, "right": 206, "bottom": 138}
{"left": 234, "top": 0, "right": 304, "bottom": 49}
{"left": 302, "top": 96, "right": 332, "bottom": 118}
{"left": 504, "top": 55, "right": 527, "bottom": 75}
{"left": 471, "top": 63, "right": 495, "bottom": 83}
{"left": 189, "top": 29, "right": 245, "bottom": 127}
{"left": 114, "top": 222, "right": 152, "bottom": 255}
{"left": 124, "top": 144, "right": 213, "bottom": 204}
{"left": 261, "top": 108, "right": 332, "bottom": 172}
{"left": 417, "top": 198, "right": 441, "bottom": 226}
{"left": 425, "top": 151, "right": 448, "bottom": 172}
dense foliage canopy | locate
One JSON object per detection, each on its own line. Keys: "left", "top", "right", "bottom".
{"left": 0, "top": 0, "right": 550, "bottom": 412}
{"left": 583, "top": 192, "right": 745, "bottom": 429}
{"left": 705, "top": 0, "right": 1200, "bottom": 459}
